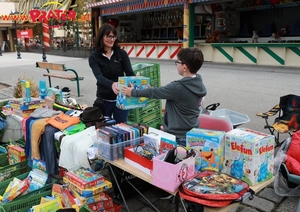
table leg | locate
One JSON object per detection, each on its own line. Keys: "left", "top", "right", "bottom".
{"left": 296, "top": 197, "right": 300, "bottom": 212}
{"left": 107, "top": 164, "right": 131, "bottom": 212}
{"left": 124, "top": 178, "right": 160, "bottom": 212}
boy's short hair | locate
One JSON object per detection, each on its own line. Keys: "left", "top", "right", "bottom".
{"left": 177, "top": 47, "right": 204, "bottom": 74}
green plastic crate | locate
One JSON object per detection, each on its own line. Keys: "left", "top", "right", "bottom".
{"left": 0, "top": 190, "right": 51, "bottom": 212}
{"left": 0, "top": 172, "right": 30, "bottom": 195}
{"left": 0, "top": 160, "right": 30, "bottom": 183}
{"left": 132, "top": 63, "right": 161, "bottom": 84}
{"left": 0, "top": 152, "right": 8, "bottom": 167}
{"left": 0, "top": 171, "right": 56, "bottom": 200}
{"left": 0, "top": 172, "right": 57, "bottom": 212}
{"left": 79, "top": 204, "right": 93, "bottom": 212}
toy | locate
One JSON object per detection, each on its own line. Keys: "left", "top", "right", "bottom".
{"left": 117, "top": 76, "right": 150, "bottom": 110}
{"left": 223, "top": 128, "right": 275, "bottom": 186}
{"left": 186, "top": 128, "right": 225, "bottom": 172}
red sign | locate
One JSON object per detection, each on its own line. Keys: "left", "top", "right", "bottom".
{"left": 17, "top": 29, "right": 33, "bottom": 38}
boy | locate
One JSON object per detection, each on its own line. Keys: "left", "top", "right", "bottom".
{"left": 121, "top": 47, "right": 207, "bottom": 146}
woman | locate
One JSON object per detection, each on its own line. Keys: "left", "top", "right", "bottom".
{"left": 89, "top": 23, "right": 135, "bottom": 123}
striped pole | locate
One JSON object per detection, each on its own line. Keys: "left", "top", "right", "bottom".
{"left": 42, "top": 20, "right": 50, "bottom": 51}
{"left": 183, "top": 2, "right": 189, "bottom": 48}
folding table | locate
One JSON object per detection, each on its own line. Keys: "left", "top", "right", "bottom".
{"left": 100, "top": 156, "right": 274, "bottom": 212}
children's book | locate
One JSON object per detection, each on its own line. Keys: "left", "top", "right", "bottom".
{"left": 111, "top": 126, "right": 127, "bottom": 141}
{"left": 97, "top": 128, "right": 113, "bottom": 144}
{"left": 31, "top": 199, "right": 62, "bottom": 212}
{"left": 160, "top": 137, "right": 177, "bottom": 154}
{"left": 143, "top": 133, "right": 160, "bottom": 157}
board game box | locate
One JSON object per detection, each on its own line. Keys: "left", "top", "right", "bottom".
{"left": 65, "top": 168, "right": 105, "bottom": 189}
{"left": 116, "top": 76, "right": 150, "bottom": 110}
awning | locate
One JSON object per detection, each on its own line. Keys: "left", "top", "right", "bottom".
{"left": 86, "top": 0, "right": 235, "bottom": 9}
{"left": 86, "top": 0, "right": 124, "bottom": 8}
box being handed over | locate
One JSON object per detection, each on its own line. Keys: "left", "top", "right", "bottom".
{"left": 223, "top": 128, "right": 275, "bottom": 186}
{"left": 116, "top": 76, "right": 150, "bottom": 110}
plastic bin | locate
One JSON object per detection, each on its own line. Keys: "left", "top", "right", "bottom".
{"left": 0, "top": 151, "right": 8, "bottom": 167}
{"left": 93, "top": 136, "right": 144, "bottom": 161}
{"left": 210, "top": 109, "right": 250, "bottom": 128}
{"left": 0, "top": 171, "right": 57, "bottom": 201}
{"left": 0, "top": 190, "right": 51, "bottom": 212}
{"left": 0, "top": 160, "right": 30, "bottom": 183}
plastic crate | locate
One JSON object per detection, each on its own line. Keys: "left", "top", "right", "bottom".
{"left": 128, "top": 99, "right": 161, "bottom": 117}
{"left": 209, "top": 109, "right": 250, "bottom": 128}
{"left": 0, "top": 160, "right": 30, "bottom": 183}
{"left": 132, "top": 63, "right": 160, "bottom": 83}
{"left": 0, "top": 190, "right": 51, "bottom": 212}
{"left": 0, "top": 172, "right": 30, "bottom": 195}
{"left": 93, "top": 136, "right": 144, "bottom": 161}
{"left": 0, "top": 171, "right": 57, "bottom": 201}
{"left": 0, "top": 152, "right": 8, "bottom": 167}
{"left": 79, "top": 204, "right": 93, "bottom": 212}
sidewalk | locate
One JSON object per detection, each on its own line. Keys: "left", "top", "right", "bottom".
{"left": 0, "top": 52, "right": 299, "bottom": 212}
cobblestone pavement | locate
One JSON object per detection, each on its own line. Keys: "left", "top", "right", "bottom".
{"left": 0, "top": 52, "right": 299, "bottom": 212}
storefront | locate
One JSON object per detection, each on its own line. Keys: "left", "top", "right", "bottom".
{"left": 87, "top": 0, "right": 300, "bottom": 67}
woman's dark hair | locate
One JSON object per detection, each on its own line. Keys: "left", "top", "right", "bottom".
{"left": 94, "top": 23, "right": 120, "bottom": 52}
{"left": 177, "top": 47, "right": 204, "bottom": 74}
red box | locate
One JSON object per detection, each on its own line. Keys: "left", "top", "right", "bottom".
{"left": 87, "top": 192, "right": 114, "bottom": 212}
{"left": 124, "top": 146, "right": 153, "bottom": 175}
{"left": 65, "top": 168, "right": 105, "bottom": 189}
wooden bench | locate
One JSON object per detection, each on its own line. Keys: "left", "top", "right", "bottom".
{"left": 36, "top": 62, "right": 84, "bottom": 97}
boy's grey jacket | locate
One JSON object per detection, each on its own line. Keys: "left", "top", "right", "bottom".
{"left": 131, "top": 74, "right": 207, "bottom": 138}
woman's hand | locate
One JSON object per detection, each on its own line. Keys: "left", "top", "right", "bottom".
{"left": 121, "top": 84, "right": 134, "bottom": 97}
{"left": 112, "top": 82, "right": 119, "bottom": 95}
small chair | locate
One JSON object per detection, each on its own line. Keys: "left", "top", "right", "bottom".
{"left": 198, "top": 114, "right": 233, "bottom": 132}
{"left": 256, "top": 94, "right": 300, "bottom": 146}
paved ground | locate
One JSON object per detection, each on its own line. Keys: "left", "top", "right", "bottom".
{"left": 0, "top": 51, "right": 300, "bottom": 212}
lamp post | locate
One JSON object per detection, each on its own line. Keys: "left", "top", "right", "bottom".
{"left": 33, "top": 6, "right": 47, "bottom": 62}
{"left": 10, "top": 10, "right": 21, "bottom": 59}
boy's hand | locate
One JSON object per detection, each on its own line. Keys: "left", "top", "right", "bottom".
{"left": 122, "top": 83, "right": 134, "bottom": 97}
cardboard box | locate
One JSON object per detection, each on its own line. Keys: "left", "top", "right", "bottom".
{"left": 223, "top": 128, "right": 275, "bottom": 186}
{"left": 47, "top": 87, "right": 62, "bottom": 102}
{"left": 63, "top": 177, "right": 112, "bottom": 198}
{"left": 186, "top": 128, "right": 225, "bottom": 172}
{"left": 117, "top": 76, "right": 150, "bottom": 110}
{"left": 86, "top": 192, "right": 114, "bottom": 212}
{"left": 65, "top": 168, "right": 105, "bottom": 189}
{"left": 12, "top": 108, "right": 35, "bottom": 118}
{"left": 7, "top": 145, "right": 26, "bottom": 165}
{"left": 9, "top": 98, "right": 45, "bottom": 110}
{"left": 124, "top": 146, "right": 153, "bottom": 176}
{"left": 69, "top": 187, "right": 106, "bottom": 205}
{"left": 152, "top": 153, "right": 195, "bottom": 192}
